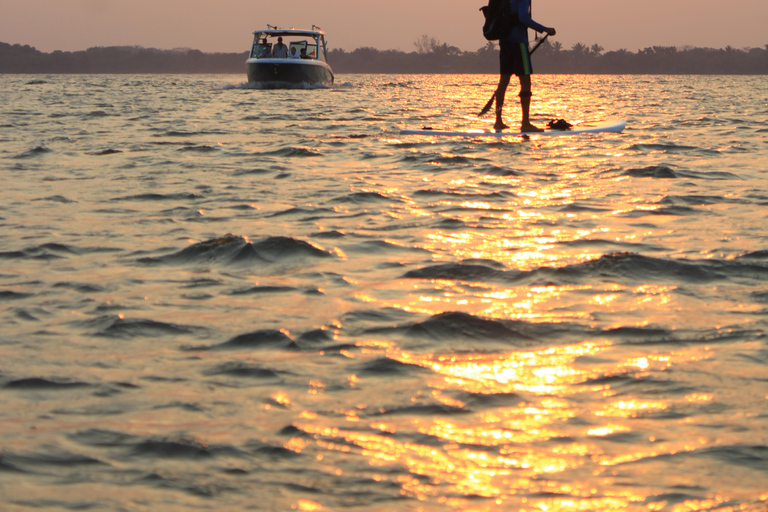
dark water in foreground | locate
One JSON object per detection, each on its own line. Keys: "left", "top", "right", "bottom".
{"left": 1, "top": 74, "right": 767, "bottom": 511}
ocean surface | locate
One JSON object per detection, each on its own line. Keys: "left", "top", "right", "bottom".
{"left": 1, "top": 73, "right": 767, "bottom": 512}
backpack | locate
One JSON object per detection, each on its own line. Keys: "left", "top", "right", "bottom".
{"left": 480, "top": 0, "right": 519, "bottom": 41}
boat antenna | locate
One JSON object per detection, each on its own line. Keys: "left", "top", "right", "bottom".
{"left": 267, "top": 24, "right": 277, "bottom": 30}
{"left": 312, "top": 25, "right": 322, "bottom": 31}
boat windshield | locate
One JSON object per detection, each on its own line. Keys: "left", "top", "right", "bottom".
{"left": 252, "top": 41, "right": 272, "bottom": 59}
{"left": 250, "top": 32, "right": 327, "bottom": 62}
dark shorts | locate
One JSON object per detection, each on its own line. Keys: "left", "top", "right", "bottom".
{"left": 499, "top": 39, "right": 532, "bottom": 76}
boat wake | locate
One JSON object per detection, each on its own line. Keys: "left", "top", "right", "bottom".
{"left": 221, "top": 81, "right": 354, "bottom": 91}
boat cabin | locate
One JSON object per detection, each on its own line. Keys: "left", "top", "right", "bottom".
{"left": 250, "top": 26, "right": 329, "bottom": 63}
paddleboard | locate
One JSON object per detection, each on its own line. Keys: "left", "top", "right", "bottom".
{"left": 400, "top": 119, "right": 626, "bottom": 138}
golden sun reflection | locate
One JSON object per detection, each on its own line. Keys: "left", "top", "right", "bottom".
{"left": 593, "top": 398, "right": 668, "bottom": 419}
{"left": 292, "top": 499, "right": 323, "bottom": 511}
{"left": 383, "top": 269, "right": 679, "bottom": 328}
{"left": 289, "top": 339, "right": 715, "bottom": 509}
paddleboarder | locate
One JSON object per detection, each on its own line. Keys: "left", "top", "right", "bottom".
{"left": 493, "top": 0, "right": 556, "bottom": 132}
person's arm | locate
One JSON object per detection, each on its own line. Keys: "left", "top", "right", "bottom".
{"left": 517, "top": 0, "right": 555, "bottom": 35}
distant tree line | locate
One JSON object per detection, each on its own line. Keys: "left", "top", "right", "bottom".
{"left": 329, "top": 37, "right": 768, "bottom": 74}
{"left": 1, "top": 39, "right": 767, "bottom": 74}
{"left": 0, "top": 43, "right": 247, "bottom": 74}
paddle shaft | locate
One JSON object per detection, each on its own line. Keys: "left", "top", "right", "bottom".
{"left": 478, "top": 33, "right": 549, "bottom": 117}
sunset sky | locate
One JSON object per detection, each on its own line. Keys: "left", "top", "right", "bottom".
{"left": 1, "top": 0, "right": 766, "bottom": 54}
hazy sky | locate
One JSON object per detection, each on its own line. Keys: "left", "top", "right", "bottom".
{"left": 1, "top": 0, "right": 766, "bottom": 54}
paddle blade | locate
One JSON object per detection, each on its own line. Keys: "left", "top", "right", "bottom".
{"left": 478, "top": 93, "right": 495, "bottom": 117}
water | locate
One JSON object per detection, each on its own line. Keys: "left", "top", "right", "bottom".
{"left": 1, "top": 73, "right": 767, "bottom": 511}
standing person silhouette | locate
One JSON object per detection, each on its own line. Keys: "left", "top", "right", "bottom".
{"left": 494, "top": 0, "right": 555, "bottom": 132}
{"left": 272, "top": 37, "right": 289, "bottom": 58}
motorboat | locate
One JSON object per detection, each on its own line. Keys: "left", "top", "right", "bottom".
{"left": 246, "top": 25, "right": 334, "bottom": 87}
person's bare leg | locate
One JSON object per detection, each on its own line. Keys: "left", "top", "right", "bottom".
{"left": 519, "top": 75, "right": 543, "bottom": 132}
{"left": 494, "top": 74, "right": 512, "bottom": 131}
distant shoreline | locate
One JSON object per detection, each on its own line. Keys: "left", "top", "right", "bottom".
{"left": 2, "top": 41, "right": 767, "bottom": 75}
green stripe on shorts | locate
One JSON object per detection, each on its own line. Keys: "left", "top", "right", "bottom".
{"left": 519, "top": 43, "right": 531, "bottom": 75}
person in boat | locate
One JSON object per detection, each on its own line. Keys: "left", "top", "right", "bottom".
{"left": 289, "top": 47, "right": 301, "bottom": 59}
{"left": 300, "top": 48, "right": 311, "bottom": 59}
{"left": 272, "top": 37, "right": 289, "bottom": 58}
{"left": 258, "top": 46, "right": 271, "bottom": 59}
{"left": 493, "top": 0, "right": 556, "bottom": 132}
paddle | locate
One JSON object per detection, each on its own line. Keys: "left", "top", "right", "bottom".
{"left": 530, "top": 32, "right": 549, "bottom": 54}
{"left": 478, "top": 31, "right": 550, "bottom": 117}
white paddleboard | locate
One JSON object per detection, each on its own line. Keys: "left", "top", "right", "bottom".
{"left": 400, "top": 119, "right": 626, "bottom": 138}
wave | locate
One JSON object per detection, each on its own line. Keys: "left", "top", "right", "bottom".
{"left": 227, "top": 285, "right": 296, "bottom": 295}
{"left": 628, "top": 142, "right": 721, "bottom": 156}
{"left": 343, "top": 240, "right": 429, "bottom": 256}
{"left": 331, "top": 191, "right": 395, "bottom": 204}
{"left": 701, "top": 444, "right": 768, "bottom": 472}
{"left": 256, "top": 147, "right": 322, "bottom": 158}
{"left": 413, "top": 189, "right": 511, "bottom": 201}
{"left": 554, "top": 239, "right": 664, "bottom": 252}
{"left": 558, "top": 204, "right": 612, "bottom": 213}
{"left": 372, "top": 402, "right": 469, "bottom": 416}
{"left": 738, "top": 250, "right": 768, "bottom": 260}
{"left": 190, "top": 329, "right": 297, "bottom": 351}
{"left": 403, "top": 260, "right": 509, "bottom": 282}
{"left": 619, "top": 165, "right": 740, "bottom": 180}
{"left": 3, "top": 377, "right": 92, "bottom": 390}
{"left": 620, "top": 165, "right": 685, "bottom": 178}
{"left": 398, "top": 152, "right": 478, "bottom": 166}
{"left": 178, "top": 145, "right": 219, "bottom": 152}
{"left": 433, "top": 218, "right": 467, "bottom": 229}
{"left": 156, "top": 129, "right": 230, "bottom": 137}
{"left": 130, "top": 438, "right": 244, "bottom": 459}
{"left": 34, "top": 195, "right": 78, "bottom": 203}
{"left": 53, "top": 282, "right": 107, "bottom": 293}
{"left": 602, "top": 326, "right": 673, "bottom": 341}
{"left": 354, "top": 357, "right": 430, "bottom": 376}
{"left": 77, "top": 315, "right": 204, "bottom": 339}
{"left": 11, "top": 308, "right": 41, "bottom": 321}
{"left": 186, "top": 325, "right": 338, "bottom": 352}
{"left": 565, "top": 253, "right": 724, "bottom": 283}
{"left": 137, "top": 234, "right": 333, "bottom": 268}
{"left": 204, "top": 362, "right": 289, "bottom": 379}
{"left": 476, "top": 165, "right": 522, "bottom": 176}
{"left": 659, "top": 194, "right": 744, "bottom": 206}
{"left": 267, "top": 206, "right": 335, "bottom": 218}
{"left": 0, "top": 243, "right": 119, "bottom": 261}
{"left": 13, "top": 146, "right": 52, "bottom": 159}
{"left": 0, "top": 448, "right": 105, "bottom": 472}
{"left": 618, "top": 442, "right": 768, "bottom": 477}
{"left": 82, "top": 110, "right": 114, "bottom": 119}
{"left": 298, "top": 328, "right": 335, "bottom": 343}
{"left": 0, "top": 457, "right": 26, "bottom": 473}
{"left": 87, "top": 149, "right": 122, "bottom": 156}
{"left": 115, "top": 192, "right": 201, "bottom": 202}
{"left": 0, "top": 290, "right": 35, "bottom": 301}
{"left": 245, "top": 440, "right": 302, "bottom": 460}
{"left": 232, "top": 167, "right": 277, "bottom": 176}
{"left": 365, "top": 311, "right": 535, "bottom": 344}
{"left": 618, "top": 205, "right": 699, "bottom": 217}
{"left": 404, "top": 252, "right": 768, "bottom": 286}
